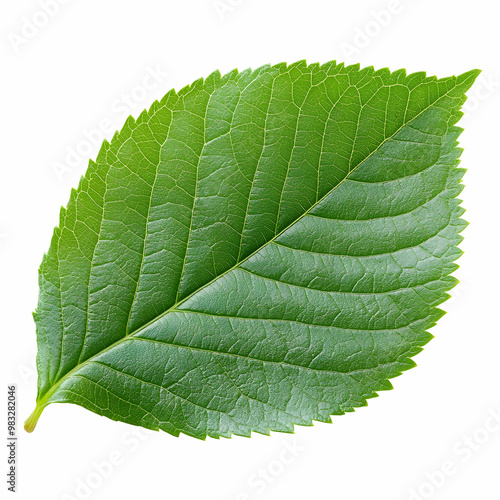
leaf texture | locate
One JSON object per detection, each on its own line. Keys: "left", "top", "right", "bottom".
{"left": 25, "top": 61, "right": 479, "bottom": 438}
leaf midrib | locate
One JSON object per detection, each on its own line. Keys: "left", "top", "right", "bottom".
{"left": 35, "top": 79, "right": 461, "bottom": 409}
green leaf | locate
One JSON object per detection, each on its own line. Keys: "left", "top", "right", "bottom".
{"left": 25, "top": 61, "right": 479, "bottom": 438}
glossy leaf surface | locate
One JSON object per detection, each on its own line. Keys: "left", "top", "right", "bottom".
{"left": 26, "top": 61, "right": 478, "bottom": 438}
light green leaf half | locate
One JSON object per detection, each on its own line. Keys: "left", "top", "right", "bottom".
{"left": 25, "top": 61, "right": 479, "bottom": 438}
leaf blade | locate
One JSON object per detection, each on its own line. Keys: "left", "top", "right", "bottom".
{"left": 26, "top": 62, "right": 479, "bottom": 437}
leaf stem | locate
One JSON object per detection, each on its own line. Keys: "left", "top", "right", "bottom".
{"left": 24, "top": 400, "right": 47, "bottom": 433}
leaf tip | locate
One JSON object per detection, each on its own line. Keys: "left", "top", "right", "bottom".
{"left": 457, "top": 68, "right": 482, "bottom": 92}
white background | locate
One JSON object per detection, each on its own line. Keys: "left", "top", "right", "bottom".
{"left": 1, "top": 1, "right": 499, "bottom": 499}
